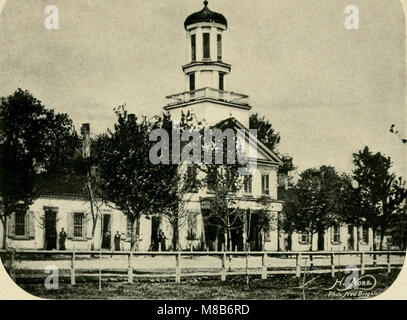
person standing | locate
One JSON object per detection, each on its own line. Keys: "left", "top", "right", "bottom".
{"left": 59, "top": 228, "right": 67, "bottom": 250}
{"left": 160, "top": 230, "right": 167, "bottom": 252}
{"left": 114, "top": 231, "right": 121, "bottom": 251}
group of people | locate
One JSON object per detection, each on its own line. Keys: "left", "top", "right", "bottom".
{"left": 58, "top": 228, "right": 168, "bottom": 251}
{"left": 152, "top": 229, "right": 167, "bottom": 251}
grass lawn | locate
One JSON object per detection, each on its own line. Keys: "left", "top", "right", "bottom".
{"left": 17, "top": 270, "right": 401, "bottom": 300}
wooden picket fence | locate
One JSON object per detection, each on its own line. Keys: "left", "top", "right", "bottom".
{"left": 1, "top": 250, "right": 405, "bottom": 285}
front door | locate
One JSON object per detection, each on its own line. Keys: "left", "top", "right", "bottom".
{"left": 45, "top": 210, "right": 57, "bottom": 250}
{"left": 101, "top": 214, "right": 111, "bottom": 249}
{"left": 151, "top": 216, "right": 161, "bottom": 251}
{"left": 317, "top": 231, "right": 325, "bottom": 251}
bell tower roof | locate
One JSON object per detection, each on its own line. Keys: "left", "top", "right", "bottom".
{"left": 184, "top": 1, "right": 227, "bottom": 29}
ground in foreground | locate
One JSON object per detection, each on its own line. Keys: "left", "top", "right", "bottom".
{"left": 17, "top": 270, "right": 400, "bottom": 300}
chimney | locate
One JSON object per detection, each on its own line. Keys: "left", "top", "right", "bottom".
{"left": 81, "top": 123, "right": 91, "bottom": 159}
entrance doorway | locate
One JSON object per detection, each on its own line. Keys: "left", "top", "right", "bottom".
{"left": 317, "top": 231, "right": 325, "bottom": 251}
{"left": 44, "top": 209, "right": 57, "bottom": 250}
{"left": 101, "top": 214, "right": 111, "bottom": 249}
{"left": 151, "top": 216, "right": 161, "bottom": 251}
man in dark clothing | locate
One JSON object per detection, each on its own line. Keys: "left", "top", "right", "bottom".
{"left": 59, "top": 228, "right": 67, "bottom": 250}
{"left": 114, "top": 231, "right": 121, "bottom": 251}
{"left": 160, "top": 230, "right": 167, "bottom": 251}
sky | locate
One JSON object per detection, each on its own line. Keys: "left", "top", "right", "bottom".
{"left": 0, "top": 0, "right": 406, "bottom": 178}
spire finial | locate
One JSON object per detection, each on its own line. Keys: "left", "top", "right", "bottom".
{"left": 204, "top": 1, "right": 208, "bottom": 7}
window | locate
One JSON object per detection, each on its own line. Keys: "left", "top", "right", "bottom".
{"left": 127, "top": 217, "right": 132, "bottom": 238}
{"left": 203, "top": 33, "right": 210, "bottom": 59}
{"left": 189, "top": 73, "right": 195, "bottom": 91}
{"left": 217, "top": 34, "right": 222, "bottom": 60}
{"left": 219, "top": 72, "right": 224, "bottom": 91}
{"left": 362, "top": 226, "right": 369, "bottom": 243}
{"left": 332, "top": 225, "right": 341, "bottom": 243}
{"left": 261, "top": 174, "right": 270, "bottom": 195}
{"left": 191, "top": 34, "right": 196, "bottom": 61}
{"left": 15, "top": 212, "right": 26, "bottom": 236}
{"left": 300, "top": 232, "right": 309, "bottom": 244}
{"left": 74, "top": 213, "right": 84, "bottom": 238}
{"left": 187, "top": 213, "right": 198, "bottom": 240}
{"left": 244, "top": 175, "right": 252, "bottom": 194}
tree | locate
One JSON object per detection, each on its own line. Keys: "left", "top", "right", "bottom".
{"left": 0, "top": 89, "right": 79, "bottom": 249}
{"left": 196, "top": 122, "right": 246, "bottom": 251}
{"left": 93, "top": 106, "right": 168, "bottom": 250}
{"left": 154, "top": 111, "right": 204, "bottom": 250}
{"left": 281, "top": 166, "right": 344, "bottom": 251}
{"left": 279, "top": 188, "right": 304, "bottom": 250}
{"left": 249, "top": 113, "right": 295, "bottom": 184}
{"left": 352, "top": 146, "right": 407, "bottom": 250}
{"left": 337, "top": 175, "right": 365, "bottom": 251}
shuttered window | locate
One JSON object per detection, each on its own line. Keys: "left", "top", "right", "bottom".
{"left": 74, "top": 213, "right": 84, "bottom": 238}
{"left": 300, "top": 232, "right": 309, "bottom": 244}
{"left": 203, "top": 33, "right": 210, "bottom": 59}
{"left": 15, "top": 213, "right": 26, "bottom": 236}
{"left": 219, "top": 72, "right": 224, "bottom": 91}
{"left": 189, "top": 73, "right": 195, "bottom": 91}
{"left": 127, "top": 217, "right": 132, "bottom": 238}
{"left": 332, "top": 225, "right": 341, "bottom": 243}
{"left": 261, "top": 174, "right": 270, "bottom": 195}
{"left": 217, "top": 34, "right": 222, "bottom": 61}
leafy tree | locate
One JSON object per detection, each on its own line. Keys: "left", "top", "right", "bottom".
{"left": 279, "top": 188, "right": 304, "bottom": 250}
{"left": 337, "top": 175, "right": 373, "bottom": 251}
{"left": 281, "top": 166, "right": 344, "bottom": 251}
{"left": 249, "top": 113, "right": 295, "bottom": 184}
{"left": 153, "top": 112, "right": 204, "bottom": 250}
{"left": 93, "top": 106, "right": 170, "bottom": 251}
{"left": 0, "top": 89, "right": 79, "bottom": 249}
{"left": 352, "top": 146, "right": 407, "bottom": 250}
{"left": 197, "top": 123, "right": 245, "bottom": 251}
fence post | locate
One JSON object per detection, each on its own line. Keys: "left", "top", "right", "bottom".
{"left": 295, "top": 253, "right": 301, "bottom": 278}
{"left": 309, "top": 254, "right": 313, "bottom": 270}
{"left": 175, "top": 252, "right": 181, "bottom": 283}
{"left": 387, "top": 254, "right": 391, "bottom": 273}
{"left": 261, "top": 252, "right": 267, "bottom": 280}
{"left": 221, "top": 253, "right": 227, "bottom": 281}
{"left": 98, "top": 251, "right": 102, "bottom": 290}
{"left": 330, "top": 253, "right": 335, "bottom": 277}
{"left": 71, "top": 251, "right": 76, "bottom": 285}
{"left": 360, "top": 252, "right": 365, "bottom": 275}
{"left": 158, "top": 242, "right": 161, "bottom": 252}
{"left": 128, "top": 251, "right": 133, "bottom": 283}
{"left": 373, "top": 252, "right": 377, "bottom": 267}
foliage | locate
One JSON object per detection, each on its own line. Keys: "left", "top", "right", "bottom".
{"left": 0, "top": 89, "right": 79, "bottom": 248}
{"left": 92, "top": 106, "right": 168, "bottom": 250}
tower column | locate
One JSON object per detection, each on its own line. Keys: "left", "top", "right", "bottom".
{"left": 210, "top": 26, "right": 217, "bottom": 61}
{"left": 196, "top": 29, "right": 203, "bottom": 62}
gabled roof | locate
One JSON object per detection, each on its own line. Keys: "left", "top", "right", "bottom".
{"left": 35, "top": 173, "right": 88, "bottom": 200}
{"left": 212, "top": 117, "right": 283, "bottom": 166}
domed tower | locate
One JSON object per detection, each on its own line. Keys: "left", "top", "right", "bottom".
{"left": 165, "top": 1, "right": 251, "bottom": 127}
